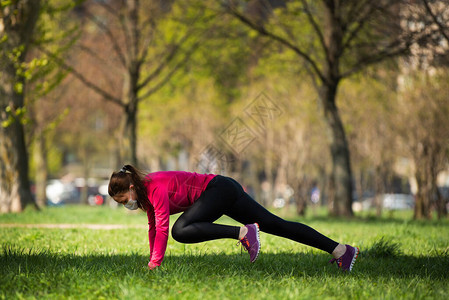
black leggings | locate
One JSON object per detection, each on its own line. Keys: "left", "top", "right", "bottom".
{"left": 171, "top": 175, "right": 339, "bottom": 254}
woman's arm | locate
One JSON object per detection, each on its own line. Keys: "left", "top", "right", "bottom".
{"left": 147, "top": 187, "right": 170, "bottom": 268}
{"left": 147, "top": 208, "right": 156, "bottom": 262}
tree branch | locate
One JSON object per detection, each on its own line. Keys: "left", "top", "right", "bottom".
{"left": 342, "top": 1, "right": 364, "bottom": 28}
{"left": 138, "top": 18, "right": 157, "bottom": 62}
{"left": 137, "top": 32, "right": 191, "bottom": 90}
{"left": 227, "top": 4, "right": 326, "bottom": 84}
{"left": 341, "top": 40, "right": 410, "bottom": 78}
{"left": 128, "top": 0, "right": 140, "bottom": 62}
{"left": 75, "top": 43, "right": 120, "bottom": 72}
{"left": 35, "top": 45, "right": 123, "bottom": 107}
{"left": 341, "top": 2, "right": 379, "bottom": 53}
{"left": 300, "top": 0, "right": 328, "bottom": 58}
{"left": 421, "top": 0, "right": 449, "bottom": 44}
{"left": 138, "top": 41, "right": 200, "bottom": 101}
{"left": 97, "top": 0, "right": 132, "bottom": 64}
{"left": 83, "top": 8, "right": 128, "bottom": 69}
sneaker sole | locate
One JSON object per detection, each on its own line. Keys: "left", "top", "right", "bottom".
{"left": 251, "top": 223, "right": 261, "bottom": 263}
{"left": 348, "top": 246, "right": 359, "bottom": 271}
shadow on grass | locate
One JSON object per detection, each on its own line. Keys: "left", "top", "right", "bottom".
{"left": 1, "top": 245, "right": 447, "bottom": 280}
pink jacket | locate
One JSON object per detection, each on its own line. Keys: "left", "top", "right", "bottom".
{"left": 144, "top": 171, "right": 216, "bottom": 266}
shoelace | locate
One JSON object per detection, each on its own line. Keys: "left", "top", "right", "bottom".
{"left": 237, "top": 236, "right": 251, "bottom": 252}
{"left": 329, "top": 257, "right": 342, "bottom": 268}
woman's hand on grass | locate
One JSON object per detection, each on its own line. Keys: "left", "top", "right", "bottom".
{"left": 148, "top": 261, "right": 159, "bottom": 270}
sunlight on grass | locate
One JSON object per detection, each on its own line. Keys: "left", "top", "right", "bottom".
{"left": 1, "top": 205, "right": 448, "bottom": 299}
{"left": 364, "top": 237, "right": 402, "bottom": 258}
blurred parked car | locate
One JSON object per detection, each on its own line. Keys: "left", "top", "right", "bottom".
{"left": 73, "top": 178, "right": 111, "bottom": 206}
{"left": 87, "top": 181, "right": 110, "bottom": 206}
{"left": 46, "top": 180, "right": 80, "bottom": 205}
{"left": 382, "top": 193, "right": 414, "bottom": 210}
{"left": 352, "top": 193, "right": 415, "bottom": 211}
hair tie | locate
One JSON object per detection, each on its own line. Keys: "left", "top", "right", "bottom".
{"left": 119, "top": 167, "right": 132, "bottom": 174}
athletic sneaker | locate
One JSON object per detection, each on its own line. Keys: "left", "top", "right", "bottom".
{"left": 329, "top": 244, "right": 359, "bottom": 272}
{"left": 238, "top": 223, "right": 261, "bottom": 263}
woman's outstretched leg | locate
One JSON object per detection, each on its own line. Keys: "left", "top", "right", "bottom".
{"left": 172, "top": 175, "right": 358, "bottom": 271}
{"left": 225, "top": 177, "right": 360, "bottom": 271}
{"left": 224, "top": 178, "right": 339, "bottom": 253}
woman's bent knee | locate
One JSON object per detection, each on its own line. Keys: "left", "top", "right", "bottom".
{"left": 171, "top": 221, "right": 188, "bottom": 243}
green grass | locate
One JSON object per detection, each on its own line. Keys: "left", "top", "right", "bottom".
{"left": 1, "top": 205, "right": 448, "bottom": 299}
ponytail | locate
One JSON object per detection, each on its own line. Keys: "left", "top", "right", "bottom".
{"left": 108, "top": 164, "right": 152, "bottom": 211}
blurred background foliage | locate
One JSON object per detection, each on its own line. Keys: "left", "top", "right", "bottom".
{"left": 1, "top": 0, "right": 449, "bottom": 219}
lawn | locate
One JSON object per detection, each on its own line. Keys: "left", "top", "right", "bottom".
{"left": 1, "top": 205, "right": 448, "bottom": 299}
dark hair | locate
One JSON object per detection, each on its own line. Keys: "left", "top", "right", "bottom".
{"left": 108, "top": 164, "right": 152, "bottom": 211}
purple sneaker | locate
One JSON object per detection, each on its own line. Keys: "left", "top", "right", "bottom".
{"left": 238, "top": 223, "right": 261, "bottom": 263}
{"left": 330, "top": 244, "right": 359, "bottom": 272}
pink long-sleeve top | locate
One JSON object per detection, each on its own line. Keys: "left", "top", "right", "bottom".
{"left": 144, "top": 171, "right": 216, "bottom": 267}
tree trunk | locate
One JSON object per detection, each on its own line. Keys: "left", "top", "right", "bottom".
{"left": 374, "top": 166, "right": 385, "bottom": 217}
{"left": 0, "top": 126, "right": 21, "bottom": 213}
{"left": 430, "top": 147, "right": 447, "bottom": 219}
{"left": 34, "top": 131, "right": 48, "bottom": 208}
{"left": 263, "top": 125, "right": 275, "bottom": 207}
{"left": 0, "top": 0, "right": 41, "bottom": 213}
{"left": 80, "top": 148, "right": 90, "bottom": 205}
{"left": 0, "top": 91, "right": 37, "bottom": 213}
{"left": 434, "top": 152, "right": 447, "bottom": 219}
{"left": 320, "top": 84, "right": 353, "bottom": 217}
{"left": 326, "top": 172, "right": 335, "bottom": 213}
{"left": 125, "top": 0, "right": 140, "bottom": 166}
{"left": 414, "top": 156, "right": 432, "bottom": 219}
{"left": 125, "top": 99, "right": 138, "bottom": 166}
{"left": 295, "top": 179, "right": 308, "bottom": 216}
{"left": 354, "top": 169, "right": 363, "bottom": 204}
{"left": 321, "top": 2, "right": 353, "bottom": 217}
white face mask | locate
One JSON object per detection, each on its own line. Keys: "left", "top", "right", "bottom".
{"left": 124, "top": 190, "right": 138, "bottom": 210}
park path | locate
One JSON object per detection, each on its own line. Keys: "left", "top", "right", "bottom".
{"left": 0, "top": 223, "right": 145, "bottom": 230}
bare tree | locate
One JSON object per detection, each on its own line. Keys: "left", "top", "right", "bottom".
{"left": 0, "top": 1, "right": 41, "bottom": 212}
{"left": 225, "top": 0, "right": 437, "bottom": 216}
{"left": 28, "top": 84, "right": 70, "bottom": 208}
{"left": 395, "top": 71, "right": 449, "bottom": 219}
{"left": 339, "top": 70, "right": 398, "bottom": 216}
{"left": 39, "top": 0, "right": 207, "bottom": 166}
{"left": 396, "top": 0, "right": 449, "bottom": 219}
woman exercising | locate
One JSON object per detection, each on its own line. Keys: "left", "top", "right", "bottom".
{"left": 108, "top": 165, "right": 359, "bottom": 271}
